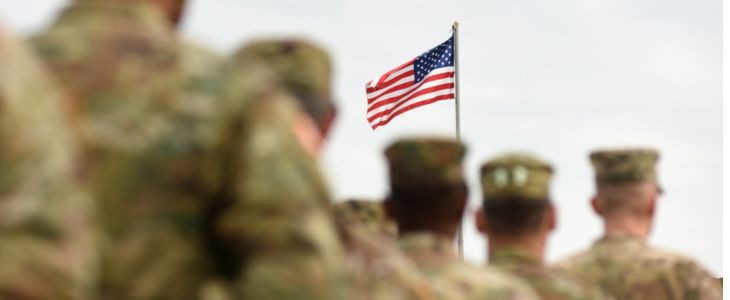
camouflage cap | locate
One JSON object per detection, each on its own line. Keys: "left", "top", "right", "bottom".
{"left": 385, "top": 138, "right": 466, "bottom": 188}
{"left": 233, "top": 39, "right": 334, "bottom": 129}
{"left": 590, "top": 148, "right": 659, "bottom": 184}
{"left": 480, "top": 153, "right": 553, "bottom": 201}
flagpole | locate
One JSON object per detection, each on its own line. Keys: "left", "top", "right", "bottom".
{"left": 452, "top": 21, "right": 464, "bottom": 259}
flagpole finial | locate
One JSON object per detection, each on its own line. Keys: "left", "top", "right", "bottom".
{"left": 452, "top": 21, "right": 459, "bottom": 29}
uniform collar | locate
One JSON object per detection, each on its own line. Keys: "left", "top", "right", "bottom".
{"left": 490, "top": 245, "right": 542, "bottom": 268}
{"left": 55, "top": 1, "right": 174, "bottom": 36}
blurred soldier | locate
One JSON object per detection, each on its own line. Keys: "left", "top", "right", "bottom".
{"left": 383, "top": 138, "right": 540, "bottom": 300}
{"left": 31, "top": 0, "right": 224, "bottom": 298}
{"left": 0, "top": 26, "right": 96, "bottom": 299}
{"left": 476, "top": 153, "right": 608, "bottom": 300}
{"left": 213, "top": 40, "right": 436, "bottom": 300}
{"left": 554, "top": 149, "right": 722, "bottom": 299}
{"left": 209, "top": 39, "right": 347, "bottom": 299}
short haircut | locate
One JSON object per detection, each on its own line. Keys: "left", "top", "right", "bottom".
{"left": 389, "top": 182, "right": 468, "bottom": 227}
{"left": 482, "top": 197, "right": 550, "bottom": 236}
{"left": 595, "top": 181, "right": 656, "bottom": 216}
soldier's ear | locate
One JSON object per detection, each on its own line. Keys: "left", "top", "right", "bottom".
{"left": 547, "top": 203, "right": 557, "bottom": 231}
{"left": 590, "top": 196, "right": 602, "bottom": 216}
{"left": 320, "top": 107, "right": 337, "bottom": 140}
{"left": 475, "top": 208, "right": 487, "bottom": 234}
{"left": 646, "top": 195, "right": 656, "bottom": 219}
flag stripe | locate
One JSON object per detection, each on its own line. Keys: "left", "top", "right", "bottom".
{"left": 366, "top": 70, "right": 414, "bottom": 99}
{"left": 368, "top": 88, "right": 454, "bottom": 123}
{"left": 366, "top": 65, "right": 415, "bottom": 94}
{"left": 367, "top": 71, "right": 453, "bottom": 110}
{"left": 364, "top": 35, "right": 455, "bottom": 130}
{"left": 367, "top": 59, "right": 414, "bottom": 92}
{"left": 367, "top": 79, "right": 454, "bottom": 117}
{"left": 371, "top": 94, "right": 455, "bottom": 129}
{"left": 367, "top": 67, "right": 453, "bottom": 104}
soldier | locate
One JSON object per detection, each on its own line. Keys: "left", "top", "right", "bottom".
{"left": 30, "top": 0, "right": 224, "bottom": 298}
{"left": 476, "top": 153, "right": 609, "bottom": 300}
{"left": 383, "top": 138, "right": 540, "bottom": 300}
{"left": 214, "top": 40, "right": 438, "bottom": 300}
{"left": 554, "top": 148, "right": 722, "bottom": 299}
{"left": 208, "top": 39, "right": 348, "bottom": 299}
{"left": 0, "top": 25, "right": 96, "bottom": 299}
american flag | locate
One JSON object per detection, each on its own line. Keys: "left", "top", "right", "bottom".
{"left": 365, "top": 35, "right": 455, "bottom": 130}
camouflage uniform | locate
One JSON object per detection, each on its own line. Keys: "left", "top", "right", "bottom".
{"left": 385, "top": 139, "right": 541, "bottom": 300}
{"left": 31, "top": 1, "right": 225, "bottom": 298}
{"left": 208, "top": 40, "right": 349, "bottom": 299}
{"left": 214, "top": 41, "right": 440, "bottom": 300}
{"left": 332, "top": 199, "right": 397, "bottom": 244}
{"left": 554, "top": 149, "right": 722, "bottom": 300}
{"left": 0, "top": 26, "right": 96, "bottom": 299}
{"left": 480, "top": 153, "right": 609, "bottom": 300}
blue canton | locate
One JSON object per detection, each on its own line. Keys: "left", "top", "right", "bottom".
{"left": 414, "top": 35, "right": 454, "bottom": 83}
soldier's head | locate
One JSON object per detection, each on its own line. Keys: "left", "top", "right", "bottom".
{"left": 383, "top": 138, "right": 468, "bottom": 238}
{"left": 234, "top": 39, "right": 336, "bottom": 139}
{"left": 589, "top": 148, "right": 661, "bottom": 235}
{"left": 476, "top": 153, "right": 557, "bottom": 241}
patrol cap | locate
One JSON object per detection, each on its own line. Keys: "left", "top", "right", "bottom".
{"left": 589, "top": 148, "right": 659, "bottom": 184}
{"left": 385, "top": 138, "right": 466, "bottom": 188}
{"left": 480, "top": 153, "right": 553, "bottom": 202}
{"left": 233, "top": 39, "right": 334, "bottom": 129}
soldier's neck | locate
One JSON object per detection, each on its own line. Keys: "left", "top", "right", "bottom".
{"left": 603, "top": 216, "right": 651, "bottom": 241}
{"left": 487, "top": 234, "right": 547, "bottom": 263}
{"left": 398, "top": 223, "right": 459, "bottom": 242}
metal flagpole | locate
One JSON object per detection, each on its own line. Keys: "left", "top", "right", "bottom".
{"left": 452, "top": 21, "right": 463, "bottom": 259}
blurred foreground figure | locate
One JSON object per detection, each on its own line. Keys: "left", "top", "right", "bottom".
{"left": 477, "top": 153, "right": 608, "bottom": 300}
{"left": 384, "top": 139, "right": 540, "bottom": 300}
{"left": 212, "top": 40, "right": 436, "bottom": 299}
{"left": 31, "top": 0, "right": 224, "bottom": 298}
{"left": 210, "top": 39, "right": 347, "bottom": 299}
{"left": 0, "top": 26, "right": 96, "bottom": 299}
{"left": 554, "top": 149, "right": 722, "bottom": 299}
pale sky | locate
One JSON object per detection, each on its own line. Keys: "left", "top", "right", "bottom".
{"left": 1, "top": 0, "right": 722, "bottom": 276}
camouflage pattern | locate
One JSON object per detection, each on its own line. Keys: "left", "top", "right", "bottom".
{"left": 385, "top": 138, "right": 466, "bottom": 187}
{"left": 0, "top": 26, "right": 97, "bottom": 299}
{"left": 31, "top": 1, "right": 225, "bottom": 298}
{"left": 554, "top": 235, "right": 722, "bottom": 300}
{"left": 233, "top": 40, "right": 334, "bottom": 128}
{"left": 332, "top": 199, "right": 396, "bottom": 241}
{"left": 204, "top": 38, "right": 349, "bottom": 299}
{"left": 490, "top": 247, "right": 609, "bottom": 300}
{"left": 216, "top": 39, "right": 450, "bottom": 299}
{"left": 480, "top": 153, "right": 553, "bottom": 201}
{"left": 589, "top": 148, "right": 659, "bottom": 184}
{"left": 398, "top": 233, "right": 541, "bottom": 300}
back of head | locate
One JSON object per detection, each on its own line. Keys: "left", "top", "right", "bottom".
{"left": 384, "top": 138, "right": 467, "bottom": 234}
{"left": 590, "top": 148, "right": 661, "bottom": 218}
{"left": 233, "top": 39, "right": 335, "bottom": 134}
{"left": 479, "top": 153, "right": 554, "bottom": 236}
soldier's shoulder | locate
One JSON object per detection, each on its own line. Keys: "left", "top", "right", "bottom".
{"left": 439, "top": 262, "right": 539, "bottom": 299}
